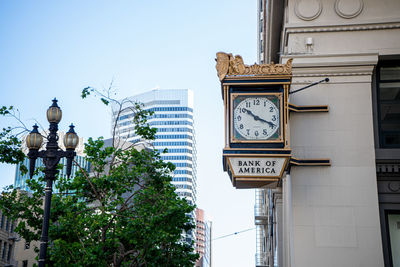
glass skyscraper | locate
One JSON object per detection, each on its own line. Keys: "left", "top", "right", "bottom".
{"left": 112, "top": 89, "right": 197, "bottom": 207}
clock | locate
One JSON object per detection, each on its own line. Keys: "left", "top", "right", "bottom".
{"left": 231, "top": 93, "right": 282, "bottom": 142}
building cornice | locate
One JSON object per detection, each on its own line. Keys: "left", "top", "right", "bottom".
{"left": 284, "top": 21, "right": 400, "bottom": 34}
{"left": 281, "top": 53, "right": 378, "bottom": 77}
{"left": 282, "top": 21, "right": 400, "bottom": 55}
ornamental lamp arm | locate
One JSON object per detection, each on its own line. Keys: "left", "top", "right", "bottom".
{"left": 27, "top": 150, "right": 38, "bottom": 179}
{"left": 63, "top": 149, "right": 77, "bottom": 178}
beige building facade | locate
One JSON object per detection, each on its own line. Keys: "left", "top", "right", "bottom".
{"left": 13, "top": 240, "right": 37, "bottom": 267}
{"left": 256, "top": 0, "right": 400, "bottom": 266}
{"left": 0, "top": 211, "right": 17, "bottom": 267}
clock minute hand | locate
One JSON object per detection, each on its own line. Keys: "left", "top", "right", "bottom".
{"left": 256, "top": 117, "right": 276, "bottom": 129}
{"left": 243, "top": 108, "right": 275, "bottom": 128}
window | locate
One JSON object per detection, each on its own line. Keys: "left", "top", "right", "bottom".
{"left": 156, "top": 127, "right": 193, "bottom": 133}
{"left": 377, "top": 61, "right": 400, "bottom": 148}
{"left": 153, "top": 141, "right": 193, "bottom": 147}
{"left": 160, "top": 148, "right": 193, "bottom": 154}
{"left": 173, "top": 170, "right": 193, "bottom": 175}
{"left": 155, "top": 134, "right": 192, "bottom": 140}
{"left": 149, "top": 120, "right": 193, "bottom": 126}
{"left": 260, "top": 40, "right": 264, "bottom": 53}
{"left": 174, "top": 163, "right": 192, "bottom": 168}
{"left": 149, "top": 107, "right": 193, "bottom": 112}
{"left": 172, "top": 177, "right": 193, "bottom": 183}
{"left": 7, "top": 244, "right": 12, "bottom": 261}
{"left": 2, "top": 242, "right": 6, "bottom": 259}
{"left": 22, "top": 260, "right": 28, "bottom": 267}
{"left": 24, "top": 241, "right": 30, "bottom": 250}
{"left": 387, "top": 212, "right": 400, "bottom": 266}
{"left": 161, "top": 155, "right": 192, "bottom": 161}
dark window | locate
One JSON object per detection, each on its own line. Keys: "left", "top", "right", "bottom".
{"left": 7, "top": 244, "right": 12, "bottom": 261}
{"left": 385, "top": 211, "right": 400, "bottom": 267}
{"left": 2, "top": 242, "right": 6, "bottom": 259}
{"left": 22, "top": 260, "right": 28, "bottom": 267}
{"left": 377, "top": 61, "right": 400, "bottom": 148}
{"left": 24, "top": 241, "right": 30, "bottom": 250}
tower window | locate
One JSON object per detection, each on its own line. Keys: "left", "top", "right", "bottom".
{"left": 377, "top": 61, "right": 400, "bottom": 148}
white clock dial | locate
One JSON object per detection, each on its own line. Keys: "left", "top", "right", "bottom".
{"left": 233, "top": 96, "right": 280, "bottom": 140}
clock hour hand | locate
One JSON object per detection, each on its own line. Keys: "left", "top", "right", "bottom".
{"left": 242, "top": 108, "right": 258, "bottom": 119}
{"left": 242, "top": 108, "right": 276, "bottom": 128}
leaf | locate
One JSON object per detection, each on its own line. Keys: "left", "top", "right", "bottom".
{"left": 81, "top": 87, "right": 92, "bottom": 99}
{"left": 100, "top": 98, "right": 109, "bottom": 106}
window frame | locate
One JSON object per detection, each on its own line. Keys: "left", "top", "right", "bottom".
{"left": 373, "top": 59, "right": 400, "bottom": 159}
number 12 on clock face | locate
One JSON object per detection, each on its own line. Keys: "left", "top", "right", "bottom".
{"left": 232, "top": 95, "right": 282, "bottom": 141}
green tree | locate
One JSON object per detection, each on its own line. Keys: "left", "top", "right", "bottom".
{"left": 0, "top": 89, "right": 198, "bottom": 266}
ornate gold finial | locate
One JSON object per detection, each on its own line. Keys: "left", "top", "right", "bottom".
{"left": 215, "top": 52, "right": 293, "bottom": 81}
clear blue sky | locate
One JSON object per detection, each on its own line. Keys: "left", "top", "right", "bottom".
{"left": 0, "top": 1, "right": 257, "bottom": 266}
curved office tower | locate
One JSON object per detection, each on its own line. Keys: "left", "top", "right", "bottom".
{"left": 112, "top": 89, "right": 197, "bottom": 241}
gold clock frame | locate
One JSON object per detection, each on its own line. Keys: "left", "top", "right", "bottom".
{"left": 223, "top": 83, "right": 291, "bottom": 150}
{"left": 230, "top": 92, "right": 284, "bottom": 144}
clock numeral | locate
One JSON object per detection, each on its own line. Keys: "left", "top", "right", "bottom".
{"left": 246, "top": 129, "right": 250, "bottom": 135}
{"left": 269, "top": 107, "right": 274, "bottom": 112}
{"left": 272, "top": 115, "right": 276, "bottom": 121}
{"left": 237, "top": 115, "right": 242, "bottom": 121}
{"left": 253, "top": 99, "right": 260, "bottom": 105}
{"left": 246, "top": 102, "right": 251, "bottom": 108}
{"left": 263, "top": 129, "right": 268, "bottom": 135}
{"left": 239, "top": 124, "right": 244, "bottom": 129}
{"left": 254, "top": 130, "right": 259, "bottom": 137}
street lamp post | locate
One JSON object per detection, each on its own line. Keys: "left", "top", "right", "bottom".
{"left": 26, "top": 99, "right": 79, "bottom": 267}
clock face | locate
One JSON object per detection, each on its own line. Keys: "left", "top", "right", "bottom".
{"left": 233, "top": 95, "right": 281, "bottom": 141}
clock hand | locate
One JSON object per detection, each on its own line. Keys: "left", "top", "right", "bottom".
{"left": 256, "top": 117, "right": 276, "bottom": 129}
{"left": 242, "top": 108, "right": 258, "bottom": 119}
{"left": 242, "top": 108, "right": 276, "bottom": 128}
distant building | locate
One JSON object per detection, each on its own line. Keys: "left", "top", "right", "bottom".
{"left": 195, "top": 208, "right": 212, "bottom": 267}
{"left": 111, "top": 89, "right": 197, "bottom": 243}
